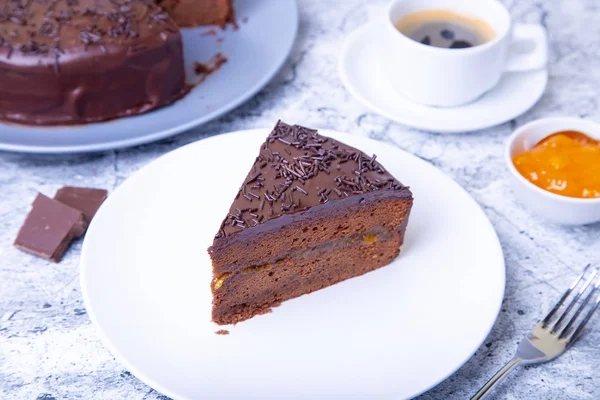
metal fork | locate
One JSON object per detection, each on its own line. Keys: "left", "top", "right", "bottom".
{"left": 472, "top": 264, "right": 600, "bottom": 399}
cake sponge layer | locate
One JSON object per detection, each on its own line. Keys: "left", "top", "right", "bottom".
{"left": 212, "top": 226, "right": 405, "bottom": 325}
{"left": 211, "top": 195, "right": 412, "bottom": 325}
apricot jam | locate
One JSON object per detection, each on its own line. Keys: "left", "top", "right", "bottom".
{"left": 212, "top": 273, "right": 231, "bottom": 290}
{"left": 361, "top": 234, "right": 378, "bottom": 244}
{"left": 512, "top": 130, "right": 600, "bottom": 199}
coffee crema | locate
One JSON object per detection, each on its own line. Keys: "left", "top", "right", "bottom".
{"left": 394, "top": 9, "right": 496, "bottom": 49}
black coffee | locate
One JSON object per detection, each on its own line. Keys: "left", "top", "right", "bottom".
{"left": 395, "top": 9, "right": 496, "bottom": 49}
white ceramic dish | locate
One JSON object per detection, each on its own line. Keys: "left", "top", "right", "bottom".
{"left": 81, "top": 128, "right": 505, "bottom": 400}
{"left": 506, "top": 117, "right": 600, "bottom": 225}
{"left": 0, "top": 0, "right": 298, "bottom": 154}
{"left": 339, "top": 23, "right": 548, "bottom": 133}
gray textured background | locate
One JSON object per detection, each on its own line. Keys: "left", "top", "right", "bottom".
{"left": 1, "top": 0, "right": 599, "bottom": 399}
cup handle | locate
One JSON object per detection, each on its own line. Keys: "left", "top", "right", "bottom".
{"left": 505, "top": 23, "right": 548, "bottom": 72}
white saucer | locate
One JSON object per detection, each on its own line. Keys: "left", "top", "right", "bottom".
{"left": 81, "top": 129, "right": 505, "bottom": 400}
{"left": 0, "top": 0, "right": 298, "bottom": 153}
{"left": 339, "top": 23, "right": 548, "bottom": 133}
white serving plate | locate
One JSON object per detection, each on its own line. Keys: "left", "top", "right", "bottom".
{"left": 81, "top": 129, "right": 505, "bottom": 399}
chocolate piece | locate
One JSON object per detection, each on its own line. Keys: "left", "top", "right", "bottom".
{"left": 0, "top": 0, "right": 186, "bottom": 126}
{"left": 14, "top": 194, "right": 87, "bottom": 262}
{"left": 54, "top": 187, "right": 108, "bottom": 223}
{"left": 208, "top": 121, "right": 413, "bottom": 325}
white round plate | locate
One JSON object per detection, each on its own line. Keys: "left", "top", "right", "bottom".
{"left": 339, "top": 23, "right": 548, "bottom": 133}
{"left": 81, "top": 129, "right": 505, "bottom": 400}
{"left": 0, "top": 0, "right": 297, "bottom": 154}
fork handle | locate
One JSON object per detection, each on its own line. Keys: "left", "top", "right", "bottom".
{"left": 471, "top": 357, "right": 522, "bottom": 400}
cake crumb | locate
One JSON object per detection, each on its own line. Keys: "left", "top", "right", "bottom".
{"left": 192, "top": 53, "right": 228, "bottom": 87}
{"left": 194, "top": 53, "right": 227, "bottom": 76}
{"left": 215, "top": 329, "right": 229, "bottom": 335}
{"left": 256, "top": 307, "right": 274, "bottom": 316}
{"left": 200, "top": 29, "right": 218, "bottom": 37}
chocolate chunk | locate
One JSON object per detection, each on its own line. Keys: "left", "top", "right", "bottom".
{"left": 420, "top": 36, "right": 431, "bottom": 45}
{"left": 54, "top": 187, "right": 108, "bottom": 223}
{"left": 14, "top": 194, "right": 87, "bottom": 262}
{"left": 450, "top": 40, "right": 473, "bottom": 49}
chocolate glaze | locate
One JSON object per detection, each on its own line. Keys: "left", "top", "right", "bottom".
{"left": 212, "top": 121, "right": 412, "bottom": 243}
{"left": 0, "top": 0, "right": 186, "bottom": 126}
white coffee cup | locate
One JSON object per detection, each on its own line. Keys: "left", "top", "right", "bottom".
{"left": 382, "top": 0, "right": 548, "bottom": 107}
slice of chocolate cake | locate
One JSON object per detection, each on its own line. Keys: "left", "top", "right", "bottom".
{"left": 208, "top": 121, "right": 413, "bottom": 325}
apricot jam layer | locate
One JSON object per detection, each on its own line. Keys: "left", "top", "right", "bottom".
{"left": 512, "top": 130, "right": 600, "bottom": 199}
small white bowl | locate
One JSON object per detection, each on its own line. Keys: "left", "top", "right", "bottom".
{"left": 505, "top": 117, "right": 600, "bottom": 225}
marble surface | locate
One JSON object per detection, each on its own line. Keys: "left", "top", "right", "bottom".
{"left": 1, "top": 0, "right": 599, "bottom": 398}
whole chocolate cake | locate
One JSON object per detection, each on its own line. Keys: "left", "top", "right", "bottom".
{"left": 209, "top": 121, "right": 414, "bottom": 325}
{"left": 0, "top": 0, "right": 186, "bottom": 125}
{"left": 0, "top": 0, "right": 234, "bottom": 126}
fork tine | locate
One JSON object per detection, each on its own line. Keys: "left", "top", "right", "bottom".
{"left": 559, "top": 275, "right": 600, "bottom": 339}
{"left": 568, "top": 291, "right": 600, "bottom": 344}
{"left": 551, "top": 267, "right": 599, "bottom": 333}
{"left": 542, "top": 264, "right": 591, "bottom": 327}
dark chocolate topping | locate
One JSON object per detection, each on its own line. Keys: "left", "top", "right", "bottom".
{"left": 0, "top": 0, "right": 174, "bottom": 54}
{"left": 215, "top": 121, "right": 409, "bottom": 239}
{"left": 0, "top": 0, "right": 177, "bottom": 61}
{"left": 0, "top": 0, "right": 185, "bottom": 125}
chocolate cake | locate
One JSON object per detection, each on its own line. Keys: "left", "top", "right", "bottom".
{"left": 158, "top": 0, "right": 233, "bottom": 28}
{"left": 208, "top": 121, "right": 413, "bottom": 325}
{"left": 0, "top": 0, "right": 186, "bottom": 125}
{"left": 0, "top": 0, "right": 233, "bottom": 126}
